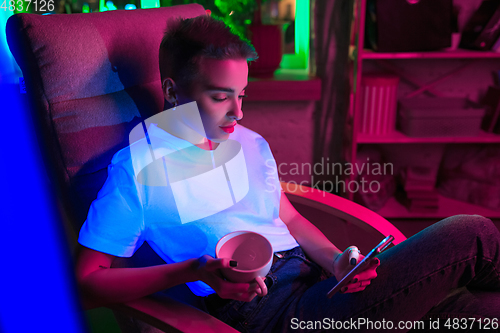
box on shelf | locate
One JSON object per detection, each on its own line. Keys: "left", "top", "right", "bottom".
{"left": 360, "top": 75, "right": 399, "bottom": 136}
{"left": 438, "top": 145, "right": 500, "bottom": 210}
{"left": 398, "top": 165, "right": 439, "bottom": 213}
{"left": 398, "top": 98, "right": 486, "bottom": 137}
{"left": 365, "top": 0, "right": 452, "bottom": 52}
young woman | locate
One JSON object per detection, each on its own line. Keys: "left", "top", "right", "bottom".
{"left": 76, "top": 15, "right": 500, "bottom": 332}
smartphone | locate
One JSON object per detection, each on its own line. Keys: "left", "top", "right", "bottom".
{"left": 327, "top": 235, "right": 394, "bottom": 298}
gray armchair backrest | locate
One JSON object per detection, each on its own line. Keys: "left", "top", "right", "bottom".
{"left": 6, "top": 5, "right": 206, "bottom": 232}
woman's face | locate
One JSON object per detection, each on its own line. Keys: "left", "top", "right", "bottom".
{"left": 177, "top": 58, "right": 248, "bottom": 143}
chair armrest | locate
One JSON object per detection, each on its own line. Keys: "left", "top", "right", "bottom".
{"left": 281, "top": 182, "right": 406, "bottom": 245}
{"left": 108, "top": 182, "right": 406, "bottom": 333}
{"left": 110, "top": 295, "right": 238, "bottom": 333}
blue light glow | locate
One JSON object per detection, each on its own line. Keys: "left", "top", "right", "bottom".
{"left": 1, "top": 10, "right": 20, "bottom": 84}
{"left": 0, "top": 85, "right": 87, "bottom": 332}
{"left": 105, "top": 0, "right": 117, "bottom": 10}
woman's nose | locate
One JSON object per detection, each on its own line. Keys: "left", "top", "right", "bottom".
{"left": 228, "top": 100, "right": 243, "bottom": 121}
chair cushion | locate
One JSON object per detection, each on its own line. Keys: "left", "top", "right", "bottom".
{"left": 6, "top": 5, "right": 206, "bottom": 231}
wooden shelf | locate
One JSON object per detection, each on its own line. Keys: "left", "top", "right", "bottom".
{"left": 346, "top": 0, "right": 500, "bottom": 212}
{"left": 357, "top": 130, "right": 500, "bottom": 144}
{"left": 246, "top": 69, "right": 321, "bottom": 101}
{"left": 359, "top": 49, "right": 500, "bottom": 60}
{"left": 375, "top": 194, "right": 500, "bottom": 219}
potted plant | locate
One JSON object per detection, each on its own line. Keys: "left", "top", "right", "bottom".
{"left": 247, "top": 0, "right": 283, "bottom": 77}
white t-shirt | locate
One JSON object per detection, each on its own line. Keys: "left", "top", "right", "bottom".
{"left": 78, "top": 123, "right": 298, "bottom": 296}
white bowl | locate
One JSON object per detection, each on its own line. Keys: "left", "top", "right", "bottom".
{"left": 215, "top": 231, "right": 273, "bottom": 283}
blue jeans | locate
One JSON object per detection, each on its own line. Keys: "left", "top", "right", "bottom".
{"left": 202, "top": 215, "right": 500, "bottom": 332}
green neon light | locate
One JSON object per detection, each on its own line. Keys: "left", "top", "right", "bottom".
{"left": 141, "top": 0, "right": 159, "bottom": 9}
{"left": 280, "top": 0, "right": 309, "bottom": 71}
{"left": 14, "top": 0, "right": 31, "bottom": 13}
{"left": 100, "top": 0, "right": 122, "bottom": 11}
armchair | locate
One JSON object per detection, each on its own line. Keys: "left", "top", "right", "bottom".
{"left": 6, "top": 5, "right": 406, "bottom": 332}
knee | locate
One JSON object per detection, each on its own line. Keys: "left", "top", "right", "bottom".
{"left": 443, "top": 214, "right": 497, "bottom": 237}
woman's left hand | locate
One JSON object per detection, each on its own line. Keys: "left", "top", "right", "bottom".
{"left": 332, "top": 246, "right": 380, "bottom": 293}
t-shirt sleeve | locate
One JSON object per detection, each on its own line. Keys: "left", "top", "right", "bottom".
{"left": 78, "top": 153, "right": 145, "bottom": 257}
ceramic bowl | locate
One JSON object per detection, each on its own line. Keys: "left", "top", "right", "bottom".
{"left": 215, "top": 231, "right": 273, "bottom": 283}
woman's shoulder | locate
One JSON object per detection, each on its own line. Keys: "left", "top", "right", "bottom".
{"left": 232, "top": 125, "right": 275, "bottom": 162}
{"left": 110, "top": 124, "right": 183, "bottom": 166}
{"left": 234, "top": 124, "right": 268, "bottom": 145}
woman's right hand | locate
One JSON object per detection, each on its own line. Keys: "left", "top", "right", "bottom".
{"left": 195, "top": 255, "right": 267, "bottom": 302}
{"left": 332, "top": 246, "right": 380, "bottom": 293}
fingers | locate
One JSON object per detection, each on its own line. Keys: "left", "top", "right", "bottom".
{"left": 214, "top": 276, "right": 267, "bottom": 302}
{"left": 333, "top": 246, "right": 362, "bottom": 279}
{"left": 353, "top": 258, "right": 380, "bottom": 280}
{"left": 347, "top": 246, "right": 360, "bottom": 265}
{"left": 369, "top": 257, "right": 380, "bottom": 267}
{"left": 202, "top": 256, "right": 238, "bottom": 271}
{"left": 216, "top": 279, "right": 256, "bottom": 300}
{"left": 199, "top": 256, "right": 268, "bottom": 302}
{"left": 340, "top": 279, "right": 372, "bottom": 293}
{"left": 340, "top": 258, "right": 381, "bottom": 294}
{"left": 338, "top": 246, "right": 360, "bottom": 266}
{"left": 223, "top": 277, "right": 266, "bottom": 302}
{"left": 254, "top": 276, "right": 268, "bottom": 297}
{"left": 246, "top": 276, "right": 269, "bottom": 300}
{"left": 223, "top": 290, "right": 258, "bottom": 302}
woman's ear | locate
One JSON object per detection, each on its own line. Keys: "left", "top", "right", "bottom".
{"left": 162, "top": 78, "right": 178, "bottom": 106}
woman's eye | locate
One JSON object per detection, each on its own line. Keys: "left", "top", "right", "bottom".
{"left": 212, "top": 95, "right": 227, "bottom": 102}
{"left": 211, "top": 94, "right": 247, "bottom": 102}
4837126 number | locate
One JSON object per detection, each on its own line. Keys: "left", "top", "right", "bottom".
{"left": 444, "top": 317, "right": 498, "bottom": 330}
{"left": 1, "top": 0, "right": 54, "bottom": 12}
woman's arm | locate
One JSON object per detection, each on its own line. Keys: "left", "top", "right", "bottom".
{"left": 279, "top": 190, "right": 379, "bottom": 292}
{"left": 278, "top": 190, "right": 342, "bottom": 274}
{"left": 76, "top": 246, "right": 266, "bottom": 309}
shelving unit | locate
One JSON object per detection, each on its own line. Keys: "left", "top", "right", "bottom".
{"left": 378, "top": 195, "right": 500, "bottom": 219}
{"left": 357, "top": 130, "right": 500, "bottom": 144}
{"left": 345, "top": 0, "right": 500, "bottom": 219}
{"left": 361, "top": 49, "right": 500, "bottom": 60}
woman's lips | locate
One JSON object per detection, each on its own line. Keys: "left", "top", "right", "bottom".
{"left": 220, "top": 123, "right": 236, "bottom": 134}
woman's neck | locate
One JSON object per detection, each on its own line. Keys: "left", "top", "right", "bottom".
{"left": 195, "top": 138, "right": 219, "bottom": 151}
{"left": 156, "top": 102, "right": 218, "bottom": 149}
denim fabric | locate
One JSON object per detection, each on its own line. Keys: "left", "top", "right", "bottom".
{"left": 203, "top": 215, "right": 500, "bottom": 332}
